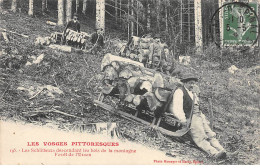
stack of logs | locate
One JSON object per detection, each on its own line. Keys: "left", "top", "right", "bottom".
{"left": 101, "top": 53, "right": 181, "bottom": 116}
{"left": 120, "top": 36, "right": 175, "bottom": 75}
{"left": 50, "top": 32, "right": 63, "bottom": 44}
{"left": 63, "top": 29, "right": 91, "bottom": 49}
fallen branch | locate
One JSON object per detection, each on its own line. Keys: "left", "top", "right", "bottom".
{"left": 29, "top": 88, "right": 47, "bottom": 100}
{"left": 22, "top": 108, "right": 81, "bottom": 118}
{"left": 0, "top": 27, "right": 29, "bottom": 38}
{"left": 86, "top": 76, "right": 95, "bottom": 86}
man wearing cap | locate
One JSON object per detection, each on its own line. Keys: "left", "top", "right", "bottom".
{"left": 171, "top": 73, "right": 227, "bottom": 159}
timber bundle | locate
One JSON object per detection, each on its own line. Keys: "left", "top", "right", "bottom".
{"left": 101, "top": 53, "right": 182, "bottom": 118}
{"left": 120, "top": 36, "right": 175, "bottom": 75}
{"left": 63, "top": 29, "right": 91, "bottom": 48}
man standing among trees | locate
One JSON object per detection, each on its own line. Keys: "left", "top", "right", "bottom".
{"left": 171, "top": 73, "right": 227, "bottom": 159}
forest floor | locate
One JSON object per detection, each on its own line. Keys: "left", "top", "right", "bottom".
{"left": 0, "top": 10, "right": 260, "bottom": 165}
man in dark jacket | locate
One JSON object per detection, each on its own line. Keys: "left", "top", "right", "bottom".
{"left": 90, "top": 28, "right": 104, "bottom": 47}
{"left": 170, "top": 73, "right": 227, "bottom": 159}
{"left": 62, "top": 13, "right": 80, "bottom": 45}
{"left": 65, "top": 13, "right": 80, "bottom": 33}
{"left": 90, "top": 28, "right": 104, "bottom": 54}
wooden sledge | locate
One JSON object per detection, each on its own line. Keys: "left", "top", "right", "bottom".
{"left": 93, "top": 91, "right": 194, "bottom": 137}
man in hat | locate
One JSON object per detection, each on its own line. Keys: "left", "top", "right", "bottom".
{"left": 64, "top": 13, "right": 80, "bottom": 33}
{"left": 62, "top": 13, "right": 81, "bottom": 45}
{"left": 171, "top": 73, "right": 227, "bottom": 159}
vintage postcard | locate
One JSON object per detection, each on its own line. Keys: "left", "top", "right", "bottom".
{"left": 0, "top": 0, "right": 259, "bottom": 165}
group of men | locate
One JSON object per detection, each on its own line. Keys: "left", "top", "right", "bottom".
{"left": 62, "top": 13, "right": 227, "bottom": 160}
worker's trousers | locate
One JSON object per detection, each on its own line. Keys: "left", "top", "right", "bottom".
{"left": 190, "top": 109, "right": 225, "bottom": 156}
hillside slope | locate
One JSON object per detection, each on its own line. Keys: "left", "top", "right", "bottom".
{"left": 0, "top": 10, "right": 259, "bottom": 165}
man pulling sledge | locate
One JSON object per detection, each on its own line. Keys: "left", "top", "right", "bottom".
{"left": 171, "top": 73, "right": 227, "bottom": 159}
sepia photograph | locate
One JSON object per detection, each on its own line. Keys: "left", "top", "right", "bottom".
{"left": 0, "top": 0, "right": 259, "bottom": 165}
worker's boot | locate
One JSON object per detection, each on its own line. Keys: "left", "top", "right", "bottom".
{"left": 214, "top": 150, "right": 227, "bottom": 159}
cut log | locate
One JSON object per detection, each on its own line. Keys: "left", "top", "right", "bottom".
{"left": 46, "top": 21, "right": 56, "bottom": 26}
{"left": 103, "top": 65, "right": 118, "bottom": 81}
{"left": 140, "top": 37, "right": 153, "bottom": 43}
{"left": 101, "top": 54, "right": 144, "bottom": 71}
{"left": 133, "top": 95, "right": 143, "bottom": 106}
{"left": 111, "top": 61, "right": 120, "bottom": 71}
{"left": 139, "top": 49, "right": 150, "bottom": 56}
{"left": 153, "top": 73, "right": 164, "bottom": 88}
{"left": 140, "top": 81, "right": 152, "bottom": 92}
{"left": 2, "top": 32, "right": 10, "bottom": 43}
{"left": 139, "top": 42, "right": 150, "bottom": 49}
{"left": 143, "top": 92, "right": 163, "bottom": 111}
{"left": 129, "top": 36, "right": 140, "bottom": 49}
{"left": 130, "top": 53, "right": 137, "bottom": 59}
{"left": 119, "top": 68, "right": 133, "bottom": 79}
{"left": 124, "top": 94, "right": 135, "bottom": 103}
{"left": 49, "top": 44, "right": 72, "bottom": 52}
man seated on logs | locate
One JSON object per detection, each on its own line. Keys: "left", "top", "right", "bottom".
{"left": 171, "top": 73, "right": 227, "bottom": 159}
{"left": 62, "top": 13, "right": 80, "bottom": 45}
{"left": 90, "top": 28, "right": 105, "bottom": 54}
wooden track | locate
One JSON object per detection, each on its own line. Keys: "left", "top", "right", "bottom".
{"left": 93, "top": 100, "right": 190, "bottom": 137}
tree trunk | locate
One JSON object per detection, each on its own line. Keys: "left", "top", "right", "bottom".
{"left": 42, "top": 0, "right": 46, "bottom": 13}
{"left": 147, "top": 2, "right": 151, "bottom": 33}
{"left": 194, "top": 0, "right": 203, "bottom": 53}
{"left": 115, "top": 0, "right": 118, "bottom": 24}
{"left": 0, "top": 0, "right": 3, "bottom": 12}
{"left": 156, "top": 0, "right": 160, "bottom": 33}
{"left": 28, "top": 0, "right": 34, "bottom": 16}
{"left": 136, "top": 0, "right": 139, "bottom": 36}
{"left": 127, "top": 0, "right": 130, "bottom": 40}
{"left": 131, "top": 0, "right": 134, "bottom": 37}
{"left": 96, "top": 0, "right": 105, "bottom": 34}
{"left": 66, "top": 0, "right": 72, "bottom": 23}
{"left": 218, "top": 0, "right": 223, "bottom": 47}
{"left": 57, "top": 0, "right": 64, "bottom": 25}
{"left": 165, "top": 6, "right": 168, "bottom": 33}
{"left": 82, "top": 0, "right": 87, "bottom": 14}
{"left": 119, "top": 0, "right": 122, "bottom": 26}
{"left": 76, "top": 0, "right": 79, "bottom": 14}
{"left": 11, "top": 0, "right": 17, "bottom": 13}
